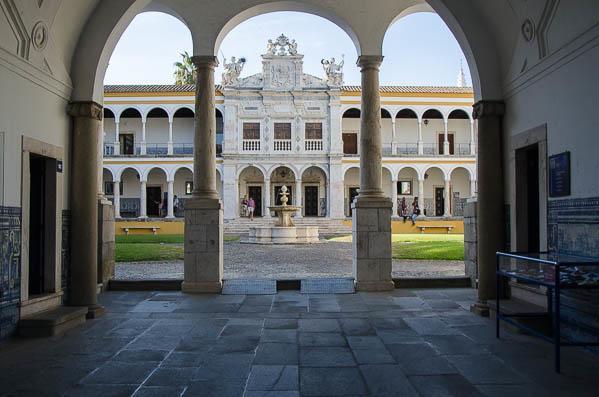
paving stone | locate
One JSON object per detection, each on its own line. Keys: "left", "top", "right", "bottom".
{"left": 220, "top": 324, "right": 262, "bottom": 338}
{"left": 264, "top": 319, "right": 298, "bottom": 329}
{"left": 298, "top": 332, "right": 348, "bottom": 347}
{"left": 261, "top": 329, "right": 298, "bottom": 343}
{"left": 194, "top": 353, "right": 254, "bottom": 381}
{"left": 144, "top": 367, "right": 197, "bottom": 386}
{"left": 352, "top": 348, "right": 395, "bottom": 364}
{"left": 111, "top": 349, "right": 170, "bottom": 363}
{"left": 160, "top": 352, "right": 206, "bottom": 367}
{"left": 445, "top": 354, "right": 528, "bottom": 385}
{"left": 409, "top": 374, "right": 484, "bottom": 396}
{"left": 133, "top": 386, "right": 186, "bottom": 396}
{"left": 64, "top": 384, "right": 138, "bottom": 397}
{"left": 299, "top": 319, "right": 340, "bottom": 332}
{"left": 246, "top": 365, "right": 299, "bottom": 391}
{"left": 299, "top": 347, "right": 356, "bottom": 367}
{"left": 360, "top": 364, "right": 419, "bottom": 397}
{"left": 211, "top": 336, "right": 261, "bottom": 353}
{"left": 338, "top": 319, "right": 376, "bottom": 336}
{"left": 300, "top": 367, "right": 367, "bottom": 396}
{"left": 184, "top": 380, "right": 246, "bottom": 397}
{"left": 403, "top": 317, "right": 461, "bottom": 335}
{"left": 244, "top": 391, "right": 300, "bottom": 397}
{"left": 425, "top": 335, "right": 487, "bottom": 355}
{"left": 254, "top": 343, "right": 298, "bottom": 365}
{"left": 346, "top": 335, "right": 386, "bottom": 350}
{"left": 81, "top": 362, "right": 157, "bottom": 385}
{"left": 386, "top": 343, "right": 457, "bottom": 375}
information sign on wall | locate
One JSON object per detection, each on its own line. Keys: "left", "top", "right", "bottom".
{"left": 549, "top": 151, "right": 570, "bottom": 197}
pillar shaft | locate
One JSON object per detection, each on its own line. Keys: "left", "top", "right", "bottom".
{"left": 139, "top": 181, "right": 147, "bottom": 218}
{"left": 182, "top": 55, "right": 223, "bottom": 294}
{"left": 473, "top": 100, "right": 505, "bottom": 306}
{"left": 443, "top": 120, "right": 450, "bottom": 155}
{"left": 67, "top": 101, "right": 103, "bottom": 312}
{"left": 296, "top": 179, "right": 303, "bottom": 218}
{"left": 140, "top": 121, "right": 146, "bottom": 155}
{"left": 444, "top": 179, "right": 451, "bottom": 217}
{"left": 264, "top": 178, "right": 271, "bottom": 218}
{"left": 168, "top": 120, "right": 174, "bottom": 155}
{"left": 167, "top": 180, "right": 174, "bottom": 218}
{"left": 470, "top": 120, "right": 476, "bottom": 155}
{"left": 418, "top": 179, "right": 425, "bottom": 217}
{"left": 417, "top": 121, "right": 423, "bottom": 155}
{"left": 352, "top": 55, "right": 393, "bottom": 292}
{"left": 391, "top": 179, "right": 398, "bottom": 217}
{"left": 113, "top": 181, "right": 120, "bottom": 218}
{"left": 114, "top": 121, "right": 120, "bottom": 154}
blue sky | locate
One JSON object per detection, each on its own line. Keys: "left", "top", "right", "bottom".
{"left": 104, "top": 11, "right": 471, "bottom": 87}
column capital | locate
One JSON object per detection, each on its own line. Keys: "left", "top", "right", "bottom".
{"left": 68, "top": 101, "right": 103, "bottom": 120}
{"left": 356, "top": 55, "right": 383, "bottom": 70}
{"left": 472, "top": 100, "right": 505, "bottom": 119}
{"left": 191, "top": 55, "right": 219, "bottom": 69}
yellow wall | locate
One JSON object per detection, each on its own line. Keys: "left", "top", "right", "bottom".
{"left": 342, "top": 219, "right": 464, "bottom": 234}
{"left": 117, "top": 219, "right": 464, "bottom": 235}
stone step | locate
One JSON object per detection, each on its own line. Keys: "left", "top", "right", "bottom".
{"left": 19, "top": 306, "right": 88, "bottom": 337}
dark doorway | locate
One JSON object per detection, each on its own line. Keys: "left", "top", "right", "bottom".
{"left": 348, "top": 187, "right": 359, "bottom": 217}
{"left": 275, "top": 185, "right": 293, "bottom": 208}
{"left": 435, "top": 187, "right": 445, "bottom": 216}
{"left": 147, "top": 186, "right": 162, "bottom": 217}
{"left": 342, "top": 133, "right": 357, "bottom": 155}
{"left": 248, "top": 186, "right": 262, "bottom": 217}
{"left": 29, "top": 155, "right": 46, "bottom": 296}
{"left": 304, "top": 186, "right": 319, "bottom": 216}
{"left": 516, "top": 143, "right": 540, "bottom": 252}
{"left": 120, "top": 134, "right": 134, "bottom": 155}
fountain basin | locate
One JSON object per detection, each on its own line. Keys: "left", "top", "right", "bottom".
{"left": 245, "top": 226, "right": 319, "bottom": 244}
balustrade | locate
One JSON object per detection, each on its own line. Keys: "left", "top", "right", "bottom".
{"left": 273, "top": 139, "right": 292, "bottom": 151}
{"left": 242, "top": 139, "right": 261, "bottom": 151}
{"left": 305, "top": 139, "right": 323, "bottom": 151}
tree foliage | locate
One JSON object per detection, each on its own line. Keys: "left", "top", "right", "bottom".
{"left": 173, "top": 51, "right": 196, "bottom": 85}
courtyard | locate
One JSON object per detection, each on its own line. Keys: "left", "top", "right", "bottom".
{"left": 115, "top": 235, "right": 466, "bottom": 280}
{"left": 1, "top": 288, "right": 598, "bottom": 396}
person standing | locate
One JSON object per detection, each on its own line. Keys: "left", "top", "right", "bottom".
{"left": 411, "top": 197, "right": 419, "bottom": 225}
{"left": 247, "top": 196, "right": 255, "bottom": 221}
{"left": 241, "top": 195, "right": 248, "bottom": 217}
{"left": 401, "top": 197, "right": 408, "bottom": 222}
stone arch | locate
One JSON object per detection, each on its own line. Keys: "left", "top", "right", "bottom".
{"left": 343, "top": 166, "right": 360, "bottom": 179}
{"left": 448, "top": 108, "right": 472, "bottom": 121}
{"left": 145, "top": 106, "right": 170, "bottom": 120}
{"left": 103, "top": 166, "right": 115, "bottom": 181}
{"left": 117, "top": 107, "right": 143, "bottom": 120}
{"left": 213, "top": 1, "right": 362, "bottom": 56}
{"left": 170, "top": 165, "right": 194, "bottom": 181}
{"left": 395, "top": 108, "right": 418, "bottom": 120}
{"left": 450, "top": 165, "right": 474, "bottom": 182}
{"left": 300, "top": 164, "right": 329, "bottom": 180}
{"left": 397, "top": 165, "right": 420, "bottom": 181}
{"left": 237, "top": 164, "right": 267, "bottom": 180}
{"left": 424, "top": 165, "right": 448, "bottom": 181}
{"left": 143, "top": 166, "right": 169, "bottom": 182}
{"left": 268, "top": 165, "right": 298, "bottom": 181}
{"left": 116, "top": 166, "right": 142, "bottom": 181}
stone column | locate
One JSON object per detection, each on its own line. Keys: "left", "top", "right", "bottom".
{"left": 470, "top": 178, "right": 477, "bottom": 198}
{"left": 141, "top": 120, "right": 147, "bottom": 155}
{"left": 263, "top": 178, "right": 271, "bottom": 218}
{"left": 418, "top": 178, "right": 425, "bottom": 219}
{"left": 139, "top": 180, "right": 147, "bottom": 218}
{"left": 168, "top": 119, "right": 174, "bottom": 155}
{"left": 391, "top": 179, "right": 398, "bottom": 218}
{"left": 444, "top": 178, "right": 451, "bottom": 217}
{"left": 222, "top": 164, "right": 238, "bottom": 220}
{"left": 470, "top": 120, "right": 476, "bottom": 155}
{"left": 391, "top": 120, "right": 397, "bottom": 155}
{"left": 183, "top": 55, "right": 223, "bottom": 294}
{"left": 113, "top": 181, "right": 121, "bottom": 218}
{"left": 328, "top": 159, "right": 345, "bottom": 219}
{"left": 166, "top": 180, "right": 174, "bottom": 218}
{"left": 352, "top": 55, "right": 394, "bottom": 292}
{"left": 114, "top": 121, "right": 120, "bottom": 154}
{"left": 417, "top": 120, "right": 423, "bottom": 155}
{"left": 471, "top": 100, "right": 505, "bottom": 316}
{"left": 295, "top": 179, "right": 303, "bottom": 218}
{"left": 443, "top": 119, "right": 450, "bottom": 155}
{"left": 67, "top": 101, "right": 105, "bottom": 317}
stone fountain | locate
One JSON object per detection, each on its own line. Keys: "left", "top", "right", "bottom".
{"left": 246, "top": 185, "right": 319, "bottom": 244}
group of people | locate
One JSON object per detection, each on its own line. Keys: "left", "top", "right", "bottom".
{"left": 241, "top": 195, "right": 256, "bottom": 220}
{"left": 155, "top": 195, "right": 181, "bottom": 217}
{"left": 399, "top": 197, "right": 420, "bottom": 225}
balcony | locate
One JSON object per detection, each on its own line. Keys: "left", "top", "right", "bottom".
{"left": 305, "top": 139, "right": 323, "bottom": 152}
{"left": 397, "top": 143, "right": 419, "bottom": 156}
{"left": 173, "top": 143, "right": 193, "bottom": 156}
{"left": 274, "top": 139, "right": 292, "bottom": 151}
{"left": 242, "top": 139, "right": 261, "bottom": 152}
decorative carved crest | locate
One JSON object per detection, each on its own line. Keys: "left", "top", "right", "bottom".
{"left": 266, "top": 34, "right": 298, "bottom": 56}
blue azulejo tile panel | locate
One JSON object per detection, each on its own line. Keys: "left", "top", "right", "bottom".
{"left": 547, "top": 197, "right": 599, "bottom": 256}
{"left": 61, "top": 210, "right": 71, "bottom": 303}
{"left": 0, "top": 206, "right": 21, "bottom": 339}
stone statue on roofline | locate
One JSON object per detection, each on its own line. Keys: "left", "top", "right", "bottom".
{"left": 321, "top": 55, "right": 345, "bottom": 86}
{"left": 265, "top": 34, "right": 298, "bottom": 56}
{"left": 221, "top": 56, "right": 246, "bottom": 86}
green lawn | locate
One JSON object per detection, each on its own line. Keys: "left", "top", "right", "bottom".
{"left": 329, "top": 234, "right": 464, "bottom": 261}
{"left": 116, "top": 234, "right": 238, "bottom": 262}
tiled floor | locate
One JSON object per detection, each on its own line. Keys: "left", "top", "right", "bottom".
{"left": 1, "top": 288, "right": 598, "bottom": 396}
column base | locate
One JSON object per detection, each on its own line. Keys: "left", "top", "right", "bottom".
{"left": 181, "top": 281, "right": 222, "bottom": 294}
{"left": 355, "top": 280, "right": 395, "bottom": 292}
{"left": 470, "top": 300, "right": 490, "bottom": 317}
{"left": 86, "top": 304, "right": 106, "bottom": 319}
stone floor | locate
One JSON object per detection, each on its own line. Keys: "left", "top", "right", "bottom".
{"left": 116, "top": 241, "right": 465, "bottom": 280}
{"left": 1, "top": 289, "right": 598, "bottom": 396}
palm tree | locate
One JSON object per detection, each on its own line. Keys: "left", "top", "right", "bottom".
{"left": 173, "top": 51, "right": 195, "bottom": 85}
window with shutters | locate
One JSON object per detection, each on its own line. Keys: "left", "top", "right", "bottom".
{"left": 305, "top": 123, "right": 322, "bottom": 139}
{"left": 243, "top": 123, "right": 260, "bottom": 139}
{"left": 274, "top": 123, "right": 292, "bottom": 140}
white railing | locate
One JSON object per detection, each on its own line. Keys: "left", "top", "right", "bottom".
{"left": 305, "top": 139, "right": 323, "bottom": 151}
{"left": 274, "top": 139, "right": 292, "bottom": 151}
{"left": 242, "top": 139, "right": 261, "bottom": 151}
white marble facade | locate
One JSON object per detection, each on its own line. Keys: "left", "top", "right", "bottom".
{"left": 102, "top": 36, "right": 476, "bottom": 221}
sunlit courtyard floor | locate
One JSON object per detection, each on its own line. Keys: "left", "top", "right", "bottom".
{"left": 1, "top": 289, "right": 598, "bottom": 396}
{"left": 115, "top": 241, "right": 465, "bottom": 280}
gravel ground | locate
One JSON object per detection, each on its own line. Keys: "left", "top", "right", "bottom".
{"left": 115, "top": 241, "right": 465, "bottom": 280}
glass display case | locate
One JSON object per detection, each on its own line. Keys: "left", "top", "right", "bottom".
{"left": 496, "top": 251, "right": 599, "bottom": 373}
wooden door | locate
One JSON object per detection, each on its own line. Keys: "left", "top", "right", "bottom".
{"left": 146, "top": 186, "right": 162, "bottom": 217}
{"left": 29, "top": 155, "right": 46, "bottom": 296}
{"left": 120, "top": 133, "right": 134, "bottom": 155}
{"left": 438, "top": 134, "right": 455, "bottom": 155}
{"left": 448, "top": 134, "right": 455, "bottom": 155}
{"left": 343, "top": 133, "right": 358, "bottom": 154}
{"left": 304, "top": 186, "right": 319, "bottom": 216}
{"left": 248, "top": 186, "right": 262, "bottom": 217}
